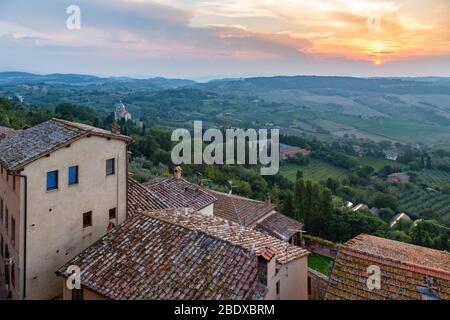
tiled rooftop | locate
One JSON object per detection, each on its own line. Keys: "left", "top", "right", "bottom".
{"left": 57, "top": 213, "right": 266, "bottom": 300}
{"left": 205, "top": 189, "right": 275, "bottom": 227}
{"left": 144, "top": 177, "right": 216, "bottom": 211}
{"left": 255, "top": 212, "right": 304, "bottom": 242}
{"left": 127, "top": 177, "right": 168, "bottom": 216}
{"left": 0, "top": 126, "right": 16, "bottom": 139}
{"left": 146, "top": 208, "right": 309, "bottom": 264}
{"left": 326, "top": 234, "right": 450, "bottom": 300}
{"left": 0, "top": 118, "right": 130, "bottom": 171}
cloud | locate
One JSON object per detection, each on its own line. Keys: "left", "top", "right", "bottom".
{"left": 0, "top": 0, "right": 448, "bottom": 77}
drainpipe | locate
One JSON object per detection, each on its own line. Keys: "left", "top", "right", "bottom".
{"left": 9, "top": 171, "right": 27, "bottom": 300}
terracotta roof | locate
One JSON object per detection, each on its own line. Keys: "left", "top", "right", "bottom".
{"left": 127, "top": 178, "right": 168, "bottom": 216}
{"left": 144, "top": 178, "right": 216, "bottom": 211}
{"left": 281, "top": 148, "right": 311, "bottom": 157}
{"left": 0, "top": 126, "right": 16, "bottom": 139}
{"left": 56, "top": 213, "right": 266, "bottom": 300}
{"left": 326, "top": 234, "right": 450, "bottom": 300}
{"left": 0, "top": 118, "right": 131, "bottom": 171}
{"left": 205, "top": 189, "right": 275, "bottom": 227}
{"left": 146, "top": 208, "right": 309, "bottom": 264}
{"left": 255, "top": 212, "right": 304, "bottom": 241}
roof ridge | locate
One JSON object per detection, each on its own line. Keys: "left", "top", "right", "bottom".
{"left": 206, "top": 188, "right": 272, "bottom": 204}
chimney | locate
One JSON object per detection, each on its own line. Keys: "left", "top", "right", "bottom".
{"left": 264, "top": 194, "right": 271, "bottom": 208}
{"left": 111, "top": 123, "right": 121, "bottom": 134}
{"left": 174, "top": 166, "right": 182, "bottom": 179}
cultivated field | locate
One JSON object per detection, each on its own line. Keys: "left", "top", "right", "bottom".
{"left": 351, "top": 156, "right": 406, "bottom": 171}
{"left": 398, "top": 188, "right": 450, "bottom": 226}
{"left": 419, "top": 169, "right": 450, "bottom": 187}
{"left": 280, "top": 159, "right": 348, "bottom": 183}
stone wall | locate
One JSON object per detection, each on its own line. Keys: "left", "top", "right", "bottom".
{"left": 308, "top": 268, "right": 329, "bottom": 300}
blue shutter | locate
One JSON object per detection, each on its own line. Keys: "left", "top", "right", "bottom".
{"left": 47, "top": 171, "right": 58, "bottom": 190}
{"left": 69, "top": 166, "right": 78, "bottom": 185}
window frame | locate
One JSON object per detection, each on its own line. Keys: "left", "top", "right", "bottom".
{"left": 82, "top": 211, "right": 92, "bottom": 228}
{"left": 68, "top": 166, "right": 79, "bottom": 186}
{"left": 46, "top": 170, "right": 59, "bottom": 191}
{"left": 109, "top": 208, "right": 117, "bottom": 220}
{"left": 106, "top": 158, "right": 115, "bottom": 176}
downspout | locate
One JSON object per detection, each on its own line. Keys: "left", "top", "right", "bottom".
{"left": 10, "top": 171, "right": 27, "bottom": 300}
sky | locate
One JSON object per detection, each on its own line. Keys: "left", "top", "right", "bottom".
{"left": 0, "top": 0, "right": 449, "bottom": 80}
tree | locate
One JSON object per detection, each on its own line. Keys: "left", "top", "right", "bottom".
{"left": 389, "top": 230, "right": 411, "bottom": 243}
{"left": 294, "top": 179, "right": 306, "bottom": 218}
{"left": 410, "top": 220, "right": 449, "bottom": 250}
{"left": 370, "top": 192, "right": 397, "bottom": 212}
{"left": 378, "top": 208, "right": 395, "bottom": 222}
{"left": 281, "top": 190, "right": 296, "bottom": 219}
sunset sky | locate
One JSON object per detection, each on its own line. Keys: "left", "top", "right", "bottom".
{"left": 0, "top": 0, "right": 449, "bottom": 79}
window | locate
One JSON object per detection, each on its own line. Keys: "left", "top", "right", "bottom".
{"left": 276, "top": 281, "right": 280, "bottom": 295}
{"left": 0, "top": 197, "right": 3, "bottom": 224}
{"left": 1, "top": 235, "right": 3, "bottom": 258}
{"left": 47, "top": 170, "right": 58, "bottom": 191}
{"left": 106, "top": 158, "right": 115, "bottom": 175}
{"left": 109, "top": 208, "right": 117, "bottom": 220}
{"left": 83, "top": 211, "right": 92, "bottom": 228}
{"left": 68, "top": 166, "right": 79, "bottom": 185}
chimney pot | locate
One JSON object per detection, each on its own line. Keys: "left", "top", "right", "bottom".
{"left": 174, "top": 166, "right": 182, "bottom": 179}
{"left": 264, "top": 194, "right": 271, "bottom": 208}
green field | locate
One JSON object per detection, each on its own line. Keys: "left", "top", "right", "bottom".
{"left": 308, "top": 253, "right": 334, "bottom": 276}
{"left": 398, "top": 188, "right": 450, "bottom": 226}
{"left": 351, "top": 156, "right": 407, "bottom": 171}
{"left": 280, "top": 159, "right": 349, "bottom": 183}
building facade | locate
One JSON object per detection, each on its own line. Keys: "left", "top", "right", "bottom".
{"left": 0, "top": 119, "right": 130, "bottom": 299}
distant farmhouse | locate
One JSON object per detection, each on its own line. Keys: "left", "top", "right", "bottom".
{"left": 280, "top": 143, "right": 311, "bottom": 160}
{"left": 387, "top": 172, "right": 410, "bottom": 184}
{"left": 385, "top": 153, "right": 398, "bottom": 161}
{"left": 114, "top": 101, "right": 132, "bottom": 121}
{"left": 390, "top": 213, "right": 412, "bottom": 229}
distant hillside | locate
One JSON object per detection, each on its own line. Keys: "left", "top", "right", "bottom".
{"left": 1, "top": 73, "right": 450, "bottom": 145}
{"left": 0, "top": 72, "right": 196, "bottom": 89}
